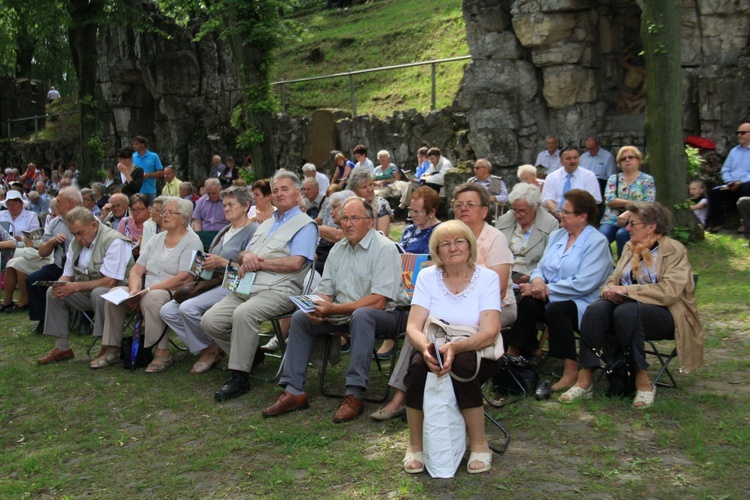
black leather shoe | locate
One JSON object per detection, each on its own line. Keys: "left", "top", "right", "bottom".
{"left": 214, "top": 371, "right": 251, "bottom": 402}
{"left": 535, "top": 379, "right": 551, "bottom": 401}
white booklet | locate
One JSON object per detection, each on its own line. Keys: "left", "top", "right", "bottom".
{"left": 222, "top": 263, "right": 255, "bottom": 296}
{"left": 290, "top": 294, "right": 323, "bottom": 313}
{"left": 102, "top": 288, "right": 148, "bottom": 305}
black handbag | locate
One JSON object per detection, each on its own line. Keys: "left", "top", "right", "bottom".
{"left": 492, "top": 354, "right": 538, "bottom": 396}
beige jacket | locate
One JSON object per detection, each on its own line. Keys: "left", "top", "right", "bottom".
{"left": 603, "top": 236, "right": 703, "bottom": 374}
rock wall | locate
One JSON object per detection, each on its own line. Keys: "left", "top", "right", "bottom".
{"left": 97, "top": 0, "right": 240, "bottom": 182}
{"left": 456, "top": 0, "right": 750, "bottom": 172}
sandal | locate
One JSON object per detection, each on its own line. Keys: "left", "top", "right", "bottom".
{"left": 403, "top": 451, "right": 424, "bottom": 474}
{"left": 145, "top": 355, "right": 173, "bottom": 373}
{"left": 633, "top": 386, "right": 656, "bottom": 409}
{"left": 190, "top": 348, "right": 224, "bottom": 374}
{"left": 559, "top": 385, "right": 594, "bottom": 403}
{"left": 467, "top": 451, "right": 492, "bottom": 474}
{"left": 90, "top": 351, "right": 121, "bottom": 369}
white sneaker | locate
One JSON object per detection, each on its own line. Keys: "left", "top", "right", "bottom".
{"left": 261, "top": 336, "right": 280, "bottom": 352}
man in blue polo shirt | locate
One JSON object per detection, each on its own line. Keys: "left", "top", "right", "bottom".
{"left": 132, "top": 135, "right": 164, "bottom": 204}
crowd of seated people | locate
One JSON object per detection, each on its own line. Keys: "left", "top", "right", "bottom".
{"left": 2, "top": 137, "right": 710, "bottom": 479}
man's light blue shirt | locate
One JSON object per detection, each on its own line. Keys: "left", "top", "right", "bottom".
{"left": 580, "top": 148, "right": 616, "bottom": 180}
{"left": 721, "top": 144, "right": 750, "bottom": 183}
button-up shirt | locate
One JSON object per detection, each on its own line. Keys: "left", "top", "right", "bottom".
{"left": 579, "top": 148, "right": 616, "bottom": 180}
{"left": 721, "top": 144, "right": 750, "bottom": 183}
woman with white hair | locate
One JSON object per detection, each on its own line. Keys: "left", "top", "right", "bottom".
{"left": 92, "top": 197, "right": 203, "bottom": 372}
{"left": 495, "top": 182, "right": 559, "bottom": 284}
{"left": 347, "top": 168, "right": 393, "bottom": 235}
{"left": 517, "top": 164, "right": 543, "bottom": 191}
{"left": 374, "top": 150, "right": 409, "bottom": 201}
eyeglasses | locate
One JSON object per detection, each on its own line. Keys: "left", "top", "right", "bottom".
{"left": 560, "top": 209, "right": 580, "bottom": 217}
{"left": 620, "top": 155, "right": 638, "bottom": 161}
{"left": 340, "top": 216, "right": 372, "bottom": 224}
{"left": 162, "top": 211, "right": 182, "bottom": 217}
{"left": 626, "top": 220, "right": 646, "bottom": 228}
{"left": 130, "top": 206, "right": 148, "bottom": 213}
{"left": 408, "top": 208, "right": 427, "bottom": 216}
{"left": 513, "top": 208, "right": 530, "bottom": 216}
{"left": 149, "top": 207, "right": 163, "bottom": 214}
{"left": 453, "top": 202, "right": 481, "bottom": 210}
{"left": 736, "top": 131, "right": 749, "bottom": 135}
{"left": 438, "top": 238, "right": 469, "bottom": 250}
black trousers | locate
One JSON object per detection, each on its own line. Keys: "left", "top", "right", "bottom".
{"left": 26, "top": 264, "right": 63, "bottom": 324}
{"left": 405, "top": 350, "right": 503, "bottom": 410}
{"left": 706, "top": 182, "right": 750, "bottom": 227}
{"left": 578, "top": 300, "right": 675, "bottom": 372}
{"left": 508, "top": 296, "right": 579, "bottom": 360}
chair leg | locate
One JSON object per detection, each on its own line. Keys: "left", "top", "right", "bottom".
{"left": 250, "top": 317, "right": 287, "bottom": 383}
{"left": 646, "top": 341, "right": 678, "bottom": 389}
{"left": 484, "top": 411, "right": 511, "bottom": 455}
{"left": 319, "top": 335, "right": 400, "bottom": 404}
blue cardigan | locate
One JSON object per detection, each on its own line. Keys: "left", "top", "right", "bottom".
{"left": 530, "top": 226, "right": 612, "bottom": 326}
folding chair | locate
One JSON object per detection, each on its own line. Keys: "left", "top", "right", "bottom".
{"left": 0, "top": 221, "right": 15, "bottom": 288}
{"left": 251, "top": 264, "right": 318, "bottom": 383}
{"left": 642, "top": 273, "right": 698, "bottom": 389}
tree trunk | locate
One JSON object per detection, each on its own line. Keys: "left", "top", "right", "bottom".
{"left": 641, "top": 0, "right": 700, "bottom": 239}
{"left": 67, "top": 0, "right": 104, "bottom": 185}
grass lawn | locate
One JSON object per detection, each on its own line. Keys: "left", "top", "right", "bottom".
{"left": 271, "top": 0, "right": 467, "bottom": 117}
{"left": 0, "top": 233, "right": 748, "bottom": 497}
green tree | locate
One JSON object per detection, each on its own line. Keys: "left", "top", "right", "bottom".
{"left": 0, "top": 0, "right": 76, "bottom": 95}
{"left": 640, "top": 0, "right": 699, "bottom": 239}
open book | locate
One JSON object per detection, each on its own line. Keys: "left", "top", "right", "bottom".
{"left": 23, "top": 228, "right": 45, "bottom": 249}
{"left": 222, "top": 263, "right": 255, "bottom": 296}
{"left": 189, "top": 250, "right": 214, "bottom": 280}
{"left": 102, "top": 288, "right": 148, "bottom": 305}
{"left": 401, "top": 253, "right": 431, "bottom": 298}
{"left": 400, "top": 169, "right": 418, "bottom": 182}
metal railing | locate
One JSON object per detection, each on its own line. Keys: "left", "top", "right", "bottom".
{"left": 7, "top": 110, "right": 78, "bottom": 141}
{"left": 271, "top": 55, "right": 472, "bottom": 116}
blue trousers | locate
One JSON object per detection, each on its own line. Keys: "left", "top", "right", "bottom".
{"left": 599, "top": 223, "right": 630, "bottom": 259}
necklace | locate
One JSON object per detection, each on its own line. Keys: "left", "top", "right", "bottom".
{"left": 443, "top": 269, "right": 472, "bottom": 295}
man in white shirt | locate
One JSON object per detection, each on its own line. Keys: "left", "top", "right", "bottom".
{"left": 301, "top": 163, "right": 330, "bottom": 193}
{"left": 535, "top": 136, "right": 561, "bottom": 174}
{"left": 579, "top": 135, "right": 616, "bottom": 200}
{"left": 542, "top": 146, "right": 602, "bottom": 219}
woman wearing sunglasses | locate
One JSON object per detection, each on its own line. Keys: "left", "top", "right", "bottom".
{"left": 598, "top": 146, "right": 655, "bottom": 258}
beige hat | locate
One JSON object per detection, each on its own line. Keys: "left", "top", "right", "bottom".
{"left": 0, "top": 190, "right": 30, "bottom": 208}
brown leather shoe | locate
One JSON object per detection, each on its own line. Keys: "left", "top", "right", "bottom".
{"left": 333, "top": 394, "right": 364, "bottom": 423}
{"left": 38, "top": 347, "right": 74, "bottom": 365}
{"left": 262, "top": 391, "right": 309, "bottom": 418}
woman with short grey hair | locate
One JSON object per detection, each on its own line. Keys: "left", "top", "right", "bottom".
{"left": 160, "top": 186, "right": 259, "bottom": 374}
{"left": 348, "top": 168, "right": 393, "bottom": 235}
{"left": 93, "top": 196, "right": 203, "bottom": 372}
{"left": 495, "top": 183, "right": 558, "bottom": 284}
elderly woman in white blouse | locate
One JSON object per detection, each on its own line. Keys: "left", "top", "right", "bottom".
{"left": 92, "top": 197, "right": 203, "bottom": 373}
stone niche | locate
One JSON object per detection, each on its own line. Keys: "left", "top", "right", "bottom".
{"left": 455, "top": 0, "right": 750, "bottom": 183}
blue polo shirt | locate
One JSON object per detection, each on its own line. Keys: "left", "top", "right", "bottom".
{"left": 133, "top": 149, "right": 163, "bottom": 195}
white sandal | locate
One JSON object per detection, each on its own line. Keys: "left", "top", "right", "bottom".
{"left": 633, "top": 386, "right": 656, "bottom": 409}
{"left": 467, "top": 452, "right": 492, "bottom": 474}
{"left": 403, "top": 451, "right": 424, "bottom": 474}
{"left": 559, "top": 385, "right": 594, "bottom": 403}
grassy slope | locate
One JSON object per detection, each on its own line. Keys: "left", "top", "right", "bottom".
{"left": 0, "top": 234, "right": 748, "bottom": 497}
{"left": 271, "top": 0, "right": 467, "bottom": 117}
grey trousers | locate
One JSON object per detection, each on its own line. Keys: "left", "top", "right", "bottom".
{"left": 388, "top": 302, "right": 517, "bottom": 393}
{"left": 201, "top": 289, "right": 294, "bottom": 373}
{"left": 102, "top": 287, "right": 172, "bottom": 350}
{"left": 43, "top": 286, "right": 109, "bottom": 339}
{"left": 160, "top": 286, "right": 230, "bottom": 354}
{"left": 279, "top": 307, "right": 405, "bottom": 394}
